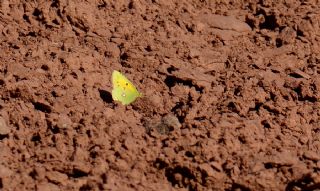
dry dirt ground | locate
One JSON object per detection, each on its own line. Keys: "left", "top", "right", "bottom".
{"left": 0, "top": 1, "right": 320, "bottom": 191}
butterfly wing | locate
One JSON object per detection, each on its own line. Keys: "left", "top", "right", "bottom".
{"left": 112, "top": 70, "right": 141, "bottom": 105}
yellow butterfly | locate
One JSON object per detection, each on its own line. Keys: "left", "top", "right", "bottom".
{"left": 112, "top": 70, "right": 142, "bottom": 105}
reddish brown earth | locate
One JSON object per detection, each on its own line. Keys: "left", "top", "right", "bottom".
{"left": 0, "top": 1, "right": 320, "bottom": 191}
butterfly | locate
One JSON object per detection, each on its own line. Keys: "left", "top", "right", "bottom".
{"left": 111, "top": 70, "right": 142, "bottom": 105}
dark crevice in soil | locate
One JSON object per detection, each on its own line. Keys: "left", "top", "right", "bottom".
{"left": 165, "top": 166, "right": 196, "bottom": 189}
{"left": 285, "top": 173, "right": 319, "bottom": 191}
{"left": 164, "top": 75, "right": 203, "bottom": 93}
{"left": 67, "top": 169, "right": 89, "bottom": 178}
{"left": 99, "top": 89, "right": 113, "bottom": 104}
{"left": 32, "top": 101, "right": 52, "bottom": 113}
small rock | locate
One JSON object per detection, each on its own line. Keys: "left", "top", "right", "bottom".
{"left": 46, "top": 171, "right": 68, "bottom": 185}
{"left": 34, "top": 166, "right": 46, "bottom": 180}
{"left": 156, "top": 114, "right": 181, "bottom": 134}
{"left": 161, "top": 114, "right": 181, "bottom": 130}
{"left": 278, "top": 27, "right": 296, "bottom": 44}
{"left": 173, "top": 173, "right": 183, "bottom": 182}
{"left": 290, "top": 69, "right": 311, "bottom": 79}
{"left": 0, "top": 0, "right": 10, "bottom": 15}
{"left": 198, "top": 14, "right": 251, "bottom": 32}
{"left": 145, "top": 114, "right": 181, "bottom": 135}
{"left": 148, "top": 93, "right": 162, "bottom": 107}
{"left": 57, "top": 114, "right": 73, "bottom": 129}
{"left": 265, "top": 150, "right": 298, "bottom": 166}
{"left": 36, "top": 183, "right": 60, "bottom": 191}
{"left": 0, "top": 164, "right": 13, "bottom": 177}
{"left": 193, "top": 22, "right": 205, "bottom": 32}
{"left": 189, "top": 48, "right": 201, "bottom": 58}
{"left": 123, "top": 137, "right": 135, "bottom": 150}
{"left": 0, "top": 117, "right": 10, "bottom": 135}
{"left": 105, "top": 42, "right": 120, "bottom": 58}
{"left": 199, "top": 163, "right": 215, "bottom": 177}
{"left": 211, "top": 161, "right": 223, "bottom": 172}
{"left": 114, "top": 159, "right": 129, "bottom": 171}
{"left": 303, "top": 151, "right": 320, "bottom": 161}
{"left": 72, "top": 164, "right": 90, "bottom": 175}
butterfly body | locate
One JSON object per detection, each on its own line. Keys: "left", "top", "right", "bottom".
{"left": 112, "top": 70, "right": 141, "bottom": 105}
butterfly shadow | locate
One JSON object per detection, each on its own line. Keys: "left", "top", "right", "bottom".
{"left": 99, "top": 89, "right": 113, "bottom": 104}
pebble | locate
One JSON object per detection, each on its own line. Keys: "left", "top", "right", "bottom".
{"left": 303, "top": 151, "right": 320, "bottom": 161}
{"left": 0, "top": 164, "right": 13, "bottom": 177}
{"left": 36, "top": 183, "right": 60, "bottom": 191}
{"left": 198, "top": 14, "right": 251, "bottom": 32}
{"left": 46, "top": 171, "right": 68, "bottom": 185}
{"left": 0, "top": 116, "right": 10, "bottom": 135}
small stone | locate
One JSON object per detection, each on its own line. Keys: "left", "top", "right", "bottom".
{"left": 290, "top": 69, "right": 311, "bottom": 79}
{"left": 163, "top": 147, "right": 175, "bottom": 157}
{"left": 57, "top": 114, "right": 72, "bottom": 129}
{"left": 173, "top": 173, "right": 182, "bottom": 182}
{"left": 198, "top": 14, "right": 251, "bottom": 32}
{"left": 123, "top": 137, "right": 135, "bottom": 150}
{"left": 199, "top": 163, "right": 215, "bottom": 177}
{"left": 161, "top": 114, "right": 181, "bottom": 130}
{"left": 211, "top": 162, "right": 223, "bottom": 172}
{"left": 303, "top": 151, "right": 320, "bottom": 161}
{"left": 105, "top": 42, "right": 120, "bottom": 58}
{"left": 0, "top": 116, "right": 10, "bottom": 135}
{"left": 46, "top": 171, "right": 68, "bottom": 185}
{"left": 194, "top": 22, "right": 205, "bottom": 32}
{"left": 145, "top": 114, "right": 181, "bottom": 135}
{"left": 73, "top": 163, "right": 90, "bottom": 175}
{"left": 278, "top": 27, "right": 297, "bottom": 44}
{"left": 147, "top": 93, "right": 162, "bottom": 108}
{"left": 0, "top": 164, "right": 13, "bottom": 177}
{"left": 36, "top": 183, "right": 60, "bottom": 191}
{"left": 299, "top": 136, "right": 309, "bottom": 144}
{"left": 114, "top": 159, "right": 129, "bottom": 171}
{"left": 189, "top": 48, "right": 201, "bottom": 58}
